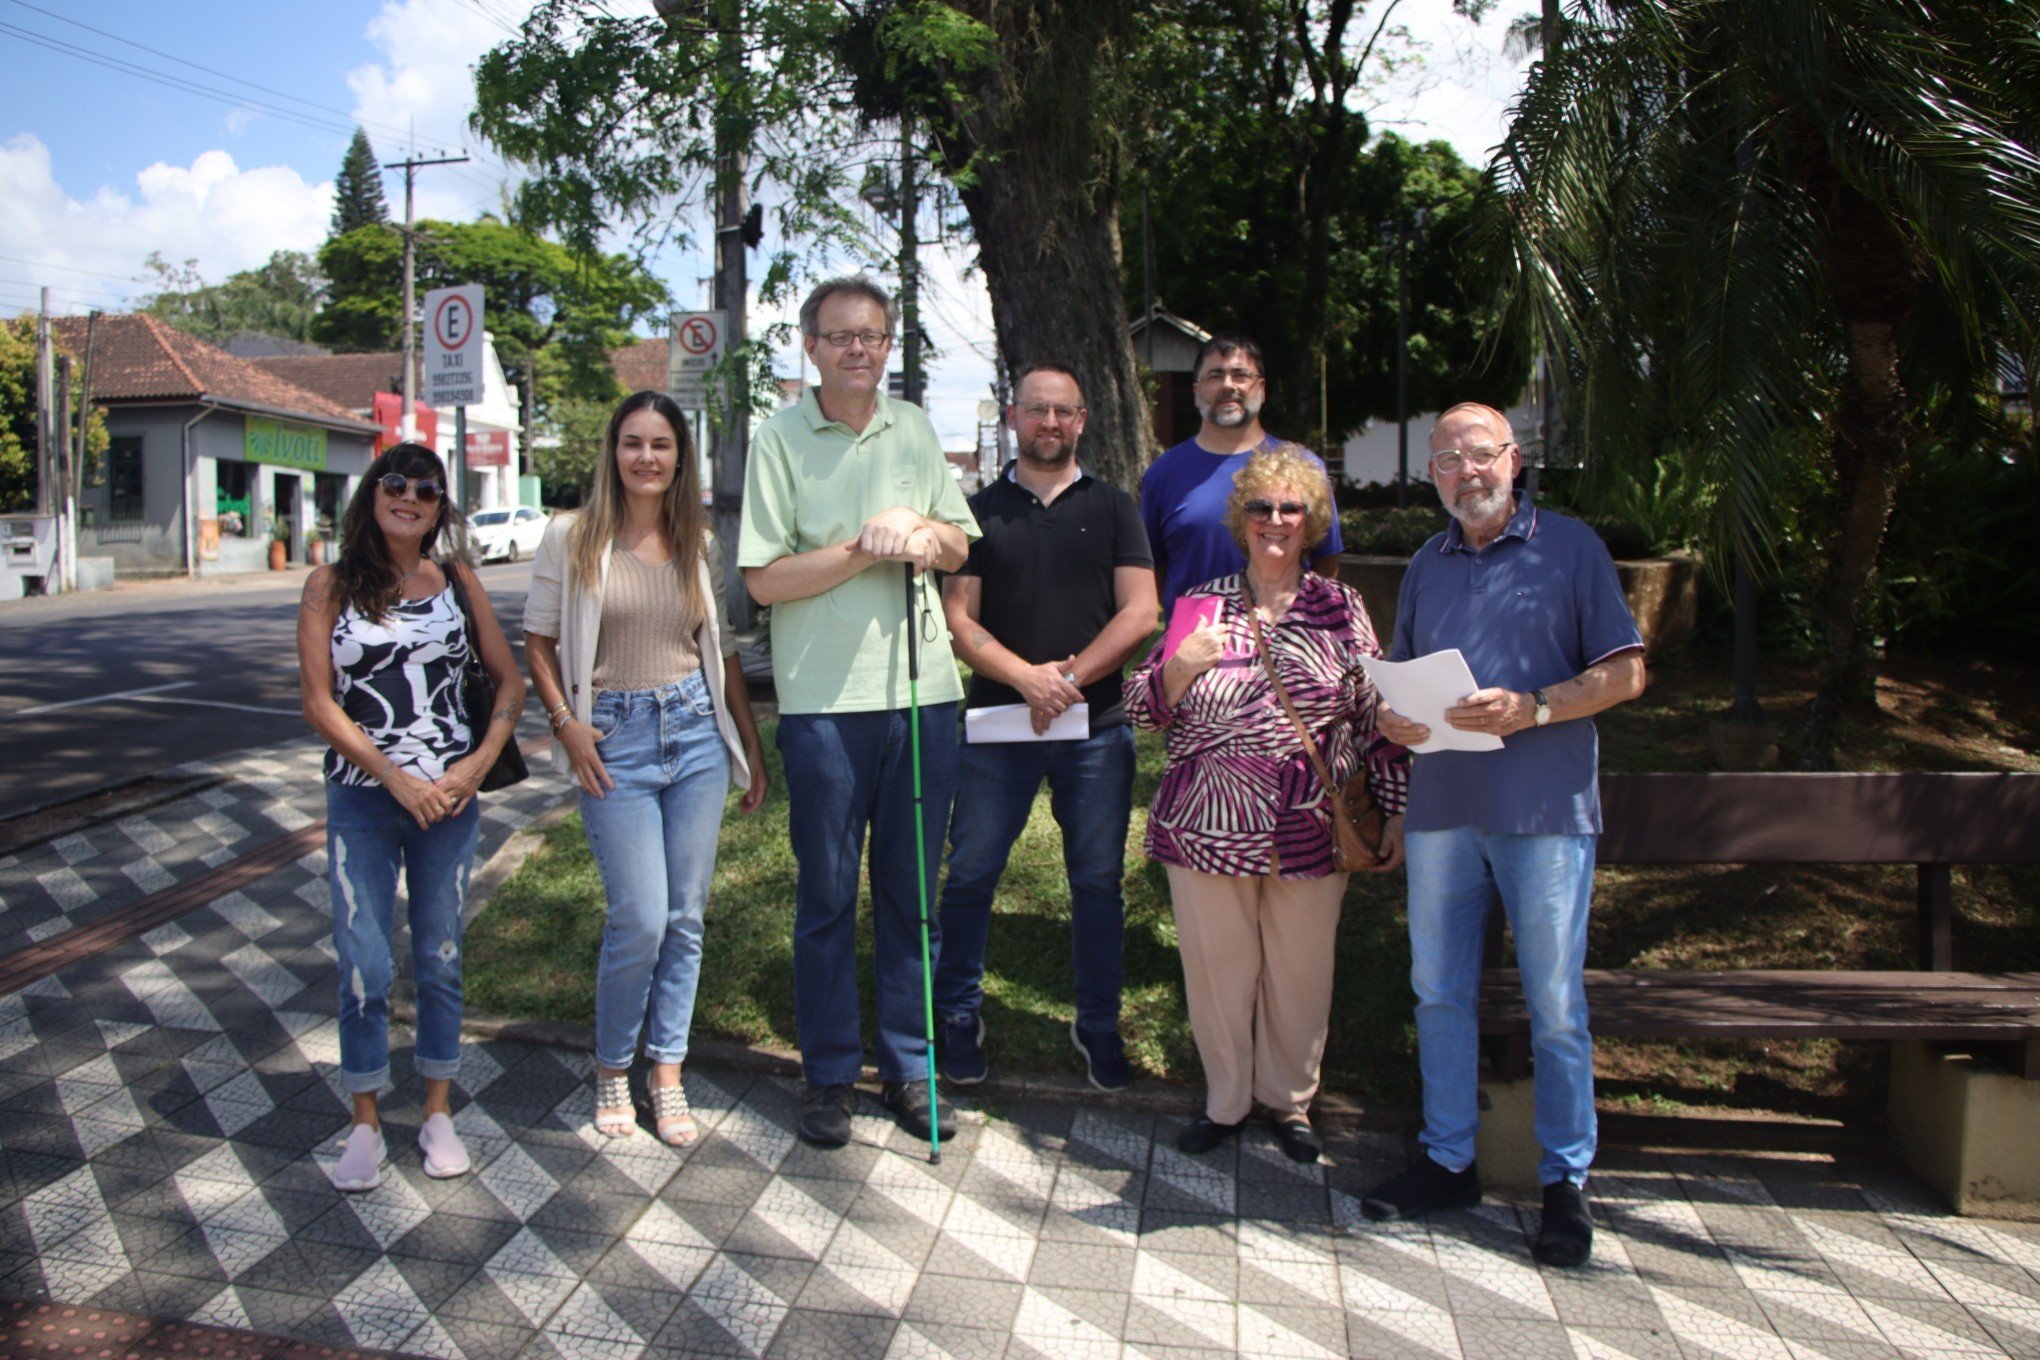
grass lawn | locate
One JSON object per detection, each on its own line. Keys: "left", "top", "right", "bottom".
{"left": 465, "top": 641, "right": 2040, "bottom": 1116}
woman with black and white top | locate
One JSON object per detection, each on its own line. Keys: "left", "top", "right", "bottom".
{"left": 298, "top": 441, "right": 525, "bottom": 1192}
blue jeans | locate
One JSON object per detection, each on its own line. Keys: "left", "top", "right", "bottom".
{"left": 777, "top": 703, "right": 958, "bottom": 1086}
{"left": 1405, "top": 827, "right": 1598, "bottom": 1186}
{"left": 935, "top": 724, "right": 1134, "bottom": 1032}
{"left": 326, "top": 782, "right": 480, "bottom": 1094}
{"left": 580, "top": 674, "right": 731, "bottom": 1071}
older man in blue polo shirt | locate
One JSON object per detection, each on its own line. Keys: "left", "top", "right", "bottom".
{"left": 1359, "top": 401, "right": 1645, "bottom": 1268}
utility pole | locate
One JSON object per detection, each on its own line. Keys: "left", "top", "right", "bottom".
{"left": 1391, "top": 224, "right": 1409, "bottom": 508}
{"left": 34, "top": 289, "right": 53, "bottom": 518}
{"left": 709, "top": 0, "right": 754, "bottom": 635}
{"left": 382, "top": 153, "right": 469, "bottom": 451}
{"left": 70, "top": 311, "right": 97, "bottom": 593}
{"left": 899, "top": 114, "right": 923, "bottom": 407}
{"left": 55, "top": 354, "right": 73, "bottom": 591}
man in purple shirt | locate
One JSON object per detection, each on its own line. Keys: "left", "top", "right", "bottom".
{"left": 1358, "top": 402, "right": 1646, "bottom": 1269}
{"left": 1138, "top": 333, "right": 1343, "bottom": 612}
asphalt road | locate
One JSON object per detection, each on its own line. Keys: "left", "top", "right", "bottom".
{"left": 0, "top": 562, "right": 533, "bottom": 821}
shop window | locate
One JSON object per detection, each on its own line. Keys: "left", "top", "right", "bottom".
{"left": 107, "top": 437, "right": 144, "bottom": 521}
{"left": 216, "top": 461, "right": 253, "bottom": 537}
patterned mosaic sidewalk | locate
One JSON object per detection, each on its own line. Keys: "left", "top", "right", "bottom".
{"left": 3, "top": 737, "right": 2040, "bottom": 1359}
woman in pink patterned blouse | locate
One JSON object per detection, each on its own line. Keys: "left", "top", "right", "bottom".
{"left": 1126, "top": 444, "right": 1409, "bottom": 1163}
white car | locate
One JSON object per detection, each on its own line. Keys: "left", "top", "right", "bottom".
{"left": 470, "top": 506, "right": 550, "bottom": 563}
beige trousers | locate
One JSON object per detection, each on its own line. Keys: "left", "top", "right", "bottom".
{"left": 1165, "top": 865, "right": 1348, "bottom": 1124}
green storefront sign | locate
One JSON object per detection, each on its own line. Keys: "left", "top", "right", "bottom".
{"left": 244, "top": 416, "right": 328, "bottom": 471}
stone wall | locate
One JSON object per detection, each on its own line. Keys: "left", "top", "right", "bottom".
{"left": 1338, "top": 553, "right": 1701, "bottom": 653}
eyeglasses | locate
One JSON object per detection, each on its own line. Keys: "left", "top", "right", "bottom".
{"left": 1197, "top": 366, "right": 1261, "bottom": 387}
{"left": 1243, "top": 499, "right": 1309, "bottom": 522}
{"left": 378, "top": 473, "right": 443, "bottom": 502}
{"left": 1431, "top": 442, "right": 1513, "bottom": 475}
{"left": 817, "top": 329, "right": 892, "bottom": 349}
{"left": 1017, "top": 403, "right": 1083, "bottom": 422}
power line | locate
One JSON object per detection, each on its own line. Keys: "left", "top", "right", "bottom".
{"left": 0, "top": 276, "right": 133, "bottom": 302}
{"left": 0, "top": 252, "right": 141, "bottom": 283}
{"left": 0, "top": 0, "right": 508, "bottom": 167}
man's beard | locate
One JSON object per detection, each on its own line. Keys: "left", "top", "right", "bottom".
{"left": 1018, "top": 432, "right": 1075, "bottom": 467}
{"left": 1195, "top": 391, "right": 1264, "bottom": 429}
{"left": 1445, "top": 479, "right": 1513, "bottom": 528}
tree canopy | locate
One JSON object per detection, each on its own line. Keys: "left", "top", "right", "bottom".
{"left": 139, "top": 251, "right": 328, "bottom": 345}
{"left": 313, "top": 218, "right": 669, "bottom": 408}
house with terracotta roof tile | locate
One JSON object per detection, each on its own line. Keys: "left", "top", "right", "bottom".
{"left": 249, "top": 336, "right": 527, "bottom": 515}
{"left": 54, "top": 315, "right": 380, "bottom": 576}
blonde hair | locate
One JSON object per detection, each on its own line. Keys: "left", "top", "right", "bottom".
{"left": 568, "top": 390, "right": 707, "bottom": 620}
{"left": 1225, "top": 443, "right": 1337, "bottom": 556}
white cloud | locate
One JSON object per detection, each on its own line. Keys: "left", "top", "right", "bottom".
{"left": 346, "top": 0, "right": 536, "bottom": 222}
{"left": 0, "top": 133, "right": 331, "bottom": 314}
{"left": 1366, "top": 6, "right": 1526, "bottom": 168}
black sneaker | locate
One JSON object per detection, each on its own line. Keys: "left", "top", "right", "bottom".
{"left": 1360, "top": 1155, "right": 1482, "bottom": 1220}
{"left": 1174, "top": 1115, "right": 1245, "bottom": 1155}
{"left": 881, "top": 1081, "right": 956, "bottom": 1141}
{"left": 939, "top": 1012, "right": 988, "bottom": 1085}
{"left": 1070, "top": 1022, "right": 1132, "bottom": 1092}
{"left": 1534, "top": 1181, "right": 1595, "bottom": 1267}
{"left": 797, "top": 1082, "right": 855, "bottom": 1148}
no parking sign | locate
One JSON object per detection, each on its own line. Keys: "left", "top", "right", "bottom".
{"left": 668, "top": 310, "right": 726, "bottom": 410}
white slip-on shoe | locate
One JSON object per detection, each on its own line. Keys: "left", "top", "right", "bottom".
{"left": 417, "top": 1111, "right": 471, "bottom": 1179}
{"left": 331, "top": 1123, "right": 386, "bottom": 1192}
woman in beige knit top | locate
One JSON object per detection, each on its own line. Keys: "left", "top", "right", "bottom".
{"left": 525, "top": 390, "right": 767, "bottom": 1145}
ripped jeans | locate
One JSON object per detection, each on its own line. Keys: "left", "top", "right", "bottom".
{"left": 326, "top": 780, "right": 480, "bottom": 1094}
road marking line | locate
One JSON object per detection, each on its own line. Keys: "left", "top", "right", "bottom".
{"left": 16, "top": 681, "right": 194, "bottom": 716}
{"left": 130, "top": 695, "right": 302, "bottom": 718}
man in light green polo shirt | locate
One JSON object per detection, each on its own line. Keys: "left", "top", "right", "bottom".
{"left": 738, "top": 275, "right": 979, "bottom": 1148}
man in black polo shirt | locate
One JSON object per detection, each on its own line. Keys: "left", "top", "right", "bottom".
{"left": 935, "top": 362, "right": 1159, "bottom": 1090}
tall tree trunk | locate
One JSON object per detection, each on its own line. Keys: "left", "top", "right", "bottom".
{"left": 931, "top": 1, "right": 1156, "bottom": 493}
{"left": 1800, "top": 186, "right": 1918, "bottom": 769}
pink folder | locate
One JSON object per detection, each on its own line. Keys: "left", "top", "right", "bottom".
{"left": 1159, "top": 595, "right": 1224, "bottom": 664}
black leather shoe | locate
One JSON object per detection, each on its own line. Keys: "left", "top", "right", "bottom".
{"left": 1360, "top": 1155, "right": 1482, "bottom": 1220}
{"left": 1174, "top": 1115, "right": 1245, "bottom": 1155}
{"left": 881, "top": 1081, "right": 956, "bottom": 1141}
{"left": 797, "top": 1082, "right": 855, "bottom": 1148}
{"left": 1534, "top": 1181, "right": 1595, "bottom": 1267}
{"left": 1272, "top": 1116, "right": 1322, "bottom": 1164}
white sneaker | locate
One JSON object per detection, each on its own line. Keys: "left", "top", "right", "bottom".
{"left": 331, "top": 1122, "right": 386, "bottom": 1192}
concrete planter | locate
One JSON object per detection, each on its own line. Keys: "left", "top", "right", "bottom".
{"left": 1337, "top": 552, "right": 1701, "bottom": 654}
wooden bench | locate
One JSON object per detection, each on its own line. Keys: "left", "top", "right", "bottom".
{"left": 1472, "top": 772, "right": 2040, "bottom": 1210}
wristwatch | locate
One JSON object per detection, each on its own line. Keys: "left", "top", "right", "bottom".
{"left": 1531, "top": 689, "right": 1552, "bottom": 727}
{"left": 1063, "top": 670, "right": 1079, "bottom": 686}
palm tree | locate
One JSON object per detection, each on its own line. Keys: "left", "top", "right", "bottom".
{"left": 1478, "top": 0, "right": 2040, "bottom": 766}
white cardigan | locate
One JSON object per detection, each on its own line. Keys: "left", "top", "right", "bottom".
{"left": 523, "top": 515, "right": 753, "bottom": 791}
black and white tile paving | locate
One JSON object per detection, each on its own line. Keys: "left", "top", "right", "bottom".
{"left": 4, "top": 736, "right": 2040, "bottom": 1358}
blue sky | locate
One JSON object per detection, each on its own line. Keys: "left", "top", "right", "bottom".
{"left": 0, "top": 0, "right": 1523, "bottom": 447}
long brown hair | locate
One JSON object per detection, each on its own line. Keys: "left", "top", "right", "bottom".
{"left": 566, "top": 390, "right": 707, "bottom": 619}
{"left": 333, "top": 442, "right": 470, "bottom": 621}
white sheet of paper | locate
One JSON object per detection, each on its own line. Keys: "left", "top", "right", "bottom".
{"left": 1356, "top": 650, "right": 1506, "bottom": 754}
{"left": 965, "top": 702, "right": 1090, "bottom": 744}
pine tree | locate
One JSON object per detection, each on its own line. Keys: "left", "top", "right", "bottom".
{"left": 330, "top": 128, "right": 389, "bottom": 237}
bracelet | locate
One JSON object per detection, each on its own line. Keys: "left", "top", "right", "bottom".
{"left": 545, "top": 700, "right": 569, "bottom": 720}
{"left": 374, "top": 757, "right": 398, "bottom": 785}
{"left": 549, "top": 706, "right": 572, "bottom": 732}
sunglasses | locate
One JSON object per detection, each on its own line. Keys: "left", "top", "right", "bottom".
{"left": 378, "top": 473, "right": 444, "bottom": 502}
{"left": 1243, "top": 499, "right": 1309, "bottom": 522}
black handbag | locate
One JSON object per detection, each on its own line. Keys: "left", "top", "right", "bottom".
{"left": 445, "top": 562, "right": 529, "bottom": 792}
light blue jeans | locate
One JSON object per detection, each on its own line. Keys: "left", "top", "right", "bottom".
{"left": 1405, "top": 826, "right": 1598, "bottom": 1186}
{"left": 580, "top": 672, "right": 731, "bottom": 1071}
{"left": 327, "top": 782, "right": 479, "bottom": 1094}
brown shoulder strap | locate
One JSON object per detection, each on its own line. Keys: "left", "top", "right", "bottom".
{"left": 1243, "top": 588, "right": 1346, "bottom": 810}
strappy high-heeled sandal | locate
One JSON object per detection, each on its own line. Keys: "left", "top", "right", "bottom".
{"left": 650, "top": 1082, "right": 698, "bottom": 1148}
{"left": 594, "top": 1072, "right": 635, "bottom": 1137}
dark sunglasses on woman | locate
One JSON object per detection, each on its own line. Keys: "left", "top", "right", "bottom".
{"left": 378, "top": 473, "right": 444, "bottom": 502}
